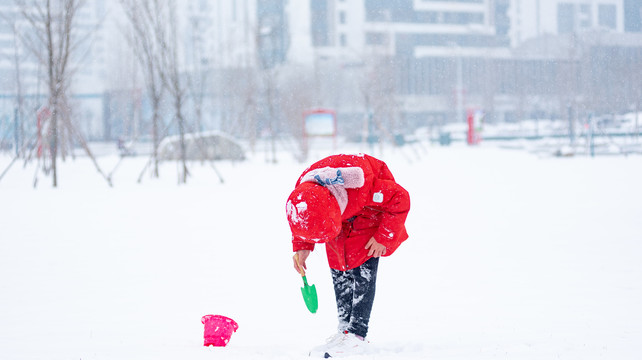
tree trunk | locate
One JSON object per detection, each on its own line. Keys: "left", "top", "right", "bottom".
{"left": 176, "top": 99, "right": 188, "bottom": 184}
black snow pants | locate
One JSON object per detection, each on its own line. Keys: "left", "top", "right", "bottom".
{"left": 330, "top": 256, "right": 379, "bottom": 338}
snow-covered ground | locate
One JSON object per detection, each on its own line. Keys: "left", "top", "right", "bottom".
{"left": 1, "top": 142, "right": 641, "bottom": 359}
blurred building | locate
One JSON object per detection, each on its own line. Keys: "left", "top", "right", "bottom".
{"left": 1, "top": 0, "right": 642, "bottom": 145}
{"left": 181, "top": 0, "right": 289, "bottom": 70}
{"left": 306, "top": 0, "right": 509, "bottom": 59}
{"left": 190, "top": 0, "right": 256, "bottom": 69}
{"left": 509, "top": 0, "right": 624, "bottom": 46}
{"left": 298, "top": 0, "right": 642, "bottom": 130}
{"left": 296, "top": 0, "right": 515, "bottom": 131}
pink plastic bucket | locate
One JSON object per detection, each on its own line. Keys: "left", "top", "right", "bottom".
{"left": 201, "top": 315, "right": 238, "bottom": 347}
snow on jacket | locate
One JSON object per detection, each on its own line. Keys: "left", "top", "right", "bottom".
{"left": 290, "top": 153, "right": 410, "bottom": 271}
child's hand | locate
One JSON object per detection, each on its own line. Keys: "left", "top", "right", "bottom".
{"left": 293, "top": 250, "right": 311, "bottom": 275}
{"left": 365, "top": 237, "right": 387, "bottom": 258}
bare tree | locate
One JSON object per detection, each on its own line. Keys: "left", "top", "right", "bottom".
{"left": 218, "top": 66, "right": 260, "bottom": 150}
{"left": 360, "top": 54, "right": 399, "bottom": 148}
{"left": 185, "top": 14, "right": 209, "bottom": 134}
{"left": 120, "top": 0, "right": 227, "bottom": 184}
{"left": 16, "top": 0, "right": 110, "bottom": 187}
{"left": 277, "top": 64, "right": 316, "bottom": 159}
{"left": 119, "top": 0, "right": 166, "bottom": 178}
{"left": 155, "top": 0, "right": 189, "bottom": 183}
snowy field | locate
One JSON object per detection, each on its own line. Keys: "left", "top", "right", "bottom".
{"left": 1, "top": 141, "right": 641, "bottom": 360}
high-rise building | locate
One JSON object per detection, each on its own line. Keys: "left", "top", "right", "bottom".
{"left": 305, "top": 0, "right": 509, "bottom": 60}
{"left": 509, "top": 0, "right": 624, "bottom": 46}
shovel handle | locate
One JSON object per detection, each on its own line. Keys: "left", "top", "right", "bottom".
{"left": 293, "top": 253, "right": 306, "bottom": 277}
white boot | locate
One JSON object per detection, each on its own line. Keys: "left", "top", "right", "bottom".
{"left": 309, "top": 331, "right": 349, "bottom": 358}
{"left": 321, "top": 332, "right": 370, "bottom": 358}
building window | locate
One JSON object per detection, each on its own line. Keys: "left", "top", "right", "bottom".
{"left": 624, "top": 1, "right": 642, "bottom": 32}
{"left": 311, "top": 0, "right": 330, "bottom": 46}
{"left": 365, "top": 0, "right": 410, "bottom": 22}
{"left": 579, "top": 4, "right": 591, "bottom": 28}
{"left": 340, "top": 33, "right": 347, "bottom": 47}
{"left": 598, "top": 4, "right": 616, "bottom": 29}
{"left": 339, "top": 10, "right": 347, "bottom": 24}
{"left": 558, "top": 3, "right": 575, "bottom": 33}
{"left": 415, "top": 11, "right": 483, "bottom": 25}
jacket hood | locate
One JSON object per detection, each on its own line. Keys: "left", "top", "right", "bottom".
{"left": 286, "top": 182, "right": 342, "bottom": 243}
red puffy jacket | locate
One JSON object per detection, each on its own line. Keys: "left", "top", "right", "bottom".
{"left": 291, "top": 154, "right": 410, "bottom": 271}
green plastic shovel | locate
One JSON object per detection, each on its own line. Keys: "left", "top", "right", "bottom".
{"left": 294, "top": 254, "right": 318, "bottom": 314}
